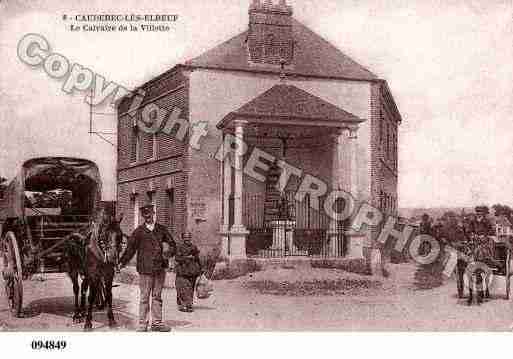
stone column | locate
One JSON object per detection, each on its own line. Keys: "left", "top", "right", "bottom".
{"left": 350, "top": 130, "right": 358, "bottom": 196}
{"left": 229, "top": 120, "right": 249, "bottom": 259}
{"left": 326, "top": 128, "right": 352, "bottom": 257}
{"left": 219, "top": 132, "right": 232, "bottom": 259}
{"left": 345, "top": 129, "right": 365, "bottom": 259}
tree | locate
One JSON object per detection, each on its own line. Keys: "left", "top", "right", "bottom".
{"left": 441, "top": 211, "right": 457, "bottom": 222}
{"left": 492, "top": 204, "right": 513, "bottom": 222}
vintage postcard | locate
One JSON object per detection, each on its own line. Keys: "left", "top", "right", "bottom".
{"left": 1, "top": 0, "right": 513, "bottom": 351}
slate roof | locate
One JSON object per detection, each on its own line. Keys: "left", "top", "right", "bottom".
{"left": 218, "top": 83, "right": 363, "bottom": 129}
{"left": 186, "top": 19, "right": 378, "bottom": 81}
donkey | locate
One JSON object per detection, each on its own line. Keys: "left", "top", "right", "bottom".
{"left": 65, "top": 211, "right": 124, "bottom": 331}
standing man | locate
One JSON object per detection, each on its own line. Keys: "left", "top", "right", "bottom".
{"left": 118, "top": 204, "right": 176, "bottom": 332}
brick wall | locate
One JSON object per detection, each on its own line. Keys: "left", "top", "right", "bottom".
{"left": 370, "top": 82, "right": 400, "bottom": 246}
{"left": 117, "top": 172, "right": 187, "bottom": 238}
{"left": 116, "top": 70, "right": 190, "bottom": 238}
{"left": 370, "top": 82, "right": 399, "bottom": 214}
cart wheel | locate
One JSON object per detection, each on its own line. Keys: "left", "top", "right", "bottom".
{"left": 1, "top": 232, "right": 24, "bottom": 317}
{"left": 506, "top": 250, "right": 511, "bottom": 300}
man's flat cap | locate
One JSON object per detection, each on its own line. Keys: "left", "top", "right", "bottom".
{"left": 475, "top": 206, "right": 489, "bottom": 214}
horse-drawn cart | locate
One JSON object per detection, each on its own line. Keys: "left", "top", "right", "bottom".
{"left": 489, "top": 237, "right": 512, "bottom": 299}
{"left": 0, "top": 157, "right": 102, "bottom": 317}
{"left": 457, "top": 234, "right": 513, "bottom": 302}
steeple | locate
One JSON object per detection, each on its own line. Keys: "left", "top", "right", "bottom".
{"left": 247, "top": 0, "right": 294, "bottom": 66}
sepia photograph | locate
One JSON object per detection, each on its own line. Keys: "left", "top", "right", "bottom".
{"left": 0, "top": 0, "right": 512, "bottom": 355}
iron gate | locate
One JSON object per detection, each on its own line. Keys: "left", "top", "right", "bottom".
{"left": 240, "top": 191, "right": 347, "bottom": 258}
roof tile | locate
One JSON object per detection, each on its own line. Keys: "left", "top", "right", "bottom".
{"left": 218, "top": 83, "right": 362, "bottom": 128}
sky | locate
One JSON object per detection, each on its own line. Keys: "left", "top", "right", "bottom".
{"left": 0, "top": 0, "right": 512, "bottom": 207}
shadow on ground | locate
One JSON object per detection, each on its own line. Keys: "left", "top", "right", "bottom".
{"left": 413, "top": 262, "right": 445, "bottom": 290}
{"left": 22, "top": 296, "right": 193, "bottom": 331}
{"left": 23, "top": 296, "right": 132, "bottom": 323}
{"left": 192, "top": 305, "right": 216, "bottom": 311}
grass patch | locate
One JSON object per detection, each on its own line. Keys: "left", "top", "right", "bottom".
{"left": 311, "top": 258, "right": 372, "bottom": 276}
{"left": 243, "top": 278, "right": 383, "bottom": 296}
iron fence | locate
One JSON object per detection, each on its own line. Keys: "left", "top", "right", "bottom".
{"left": 237, "top": 191, "right": 347, "bottom": 258}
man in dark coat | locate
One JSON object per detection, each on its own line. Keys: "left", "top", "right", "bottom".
{"left": 469, "top": 206, "right": 494, "bottom": 237}
{"left": 119, "top": 205, "right": 176, "bottom": 331}
{"left": 466, "top": 206, "right": 495, "bottom": 304}
{"left": 175, "top": 232, "right": 202, "bottom": 313}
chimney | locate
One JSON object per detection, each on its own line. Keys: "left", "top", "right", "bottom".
{"left": 247, "top": 0, "right": 294, "bottom": 66}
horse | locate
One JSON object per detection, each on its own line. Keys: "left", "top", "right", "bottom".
{"left": 64, "top": 211, "right": 124, "bottom": 331}
{"left": 456, "top": 232, "right": 499, "bottom": 305}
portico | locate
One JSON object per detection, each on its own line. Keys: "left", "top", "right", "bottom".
{"left": 216, "top": 84, "right": 363, "bottom": 259}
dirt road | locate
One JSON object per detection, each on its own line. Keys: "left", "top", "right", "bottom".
{"left": 1, "top": 263, "right": 513, "bottom": 331}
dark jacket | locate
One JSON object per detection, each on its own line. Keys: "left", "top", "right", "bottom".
{"left": 119, "top": 223, "right": 176, "bottom": 274}
{"left": 469, "top": 218, "right": 494, "bottom": 236}
{"left": 175, "top": 241, "right": 202, "bottom": 277}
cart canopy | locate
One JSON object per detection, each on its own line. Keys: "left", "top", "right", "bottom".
{"left": 0, "top": 157, "right": 102, "bottom": 221}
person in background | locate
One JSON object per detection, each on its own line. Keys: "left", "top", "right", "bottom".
{"left": 175, "top": 232, "right": 202, "bottom": 313}
{"left": 118, "top": 204, "right": 176, "bottom": 332}
{"left": 419, "top": 213, "right": 433, "bottom": 236}
{"left": 418, "top": 213, "right": 433, "bottom": 256}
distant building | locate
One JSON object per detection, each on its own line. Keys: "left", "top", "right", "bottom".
{"left": 116, "top": 0, "right": 402, "bottom": 261}
{"left": 495, "top": 215, "right": 513, "bottom": 237}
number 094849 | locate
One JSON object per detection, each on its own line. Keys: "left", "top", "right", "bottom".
{"left": 31, "top": 340, "right": 67, "bottom": 350}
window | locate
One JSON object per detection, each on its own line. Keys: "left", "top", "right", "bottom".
{"left": 151, "top": 133, "right": 157, "bottom": 159}
{"left": 146, "top": 133, "right": 157, "bottom": 160}
{"left": 132, "top": 196, "right": 139, "bottom": 229}
{"left": 379, "top": 118, "right": 384, "bottom": 150}
{"left": 386, "top": 123, "right": 390, "bottom": 159}
{"left": 391, "top": 130, "right": 396, "bottom": 168}
{"left": 148, "top": 110, "right": 158, "bottom": 160}
{"left": 379, "top": 110, "right": 384, "bottom": 145}
{"left": 167, "top": 188, "right": 175, "bottom": 231}
{"left": 131, "top": 128, "right": 139, "bottom": 163}
{"left": 394, "top": 130, "right": 397, "bottom": 169}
